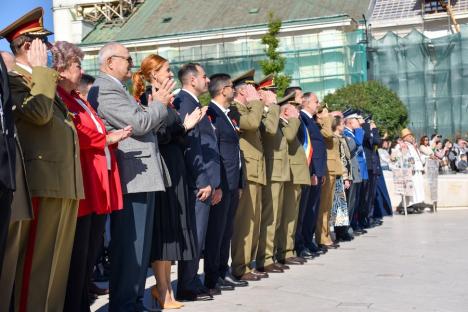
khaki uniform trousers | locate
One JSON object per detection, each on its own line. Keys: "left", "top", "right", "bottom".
{"left": 275, "top": 182, "right": 301, "bottom": 261}
{"left": 316, "top": 175, "right": 336, "bottom": 246}
{"left": 0, "top": 220, "right": 30, "bottom": 311}
{"left": 257, "top": 181, "right": 284, "bottom": 268}
{"left": 16, "top": 197, "right": 78, "bottom": 312}
{"left": 231, "top": 182, "right": 262, "bottom": 277}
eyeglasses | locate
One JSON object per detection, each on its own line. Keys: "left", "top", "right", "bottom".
{"left": 110, "top": 55, "right": 133, "bottom": 64}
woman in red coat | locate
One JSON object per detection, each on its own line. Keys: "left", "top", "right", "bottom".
{"left": 52, "top": 41, "right": 133, "bottom": 312}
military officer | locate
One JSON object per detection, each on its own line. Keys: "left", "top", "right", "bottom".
{"left": 0, "top": 7, "right": 84, "bottom": 311}
{"left": 257, "top": 91, "right": 300, "bottom": 273}
{"left": 275, "top": 92, "right": 311, "bottom": 266}
{"left": 229, "top": 70, "right": 279, "bottom": 281}
{"left": 315, "top": 105, "right": 341, "bottom": 249}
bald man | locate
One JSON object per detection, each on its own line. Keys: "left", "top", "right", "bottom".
{"left": 88, "top": 42, "right": 172, "bottom": 312}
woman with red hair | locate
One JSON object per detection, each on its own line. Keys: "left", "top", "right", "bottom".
{"left": 133, "top": 54, "right": 202, "bottom": 309}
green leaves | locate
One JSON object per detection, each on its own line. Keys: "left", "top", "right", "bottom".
{"left": 260, "top": 12, "right": 292, "bottom": 97}
{"left": 324, "top": 81, "right": 409, "bottom": 139}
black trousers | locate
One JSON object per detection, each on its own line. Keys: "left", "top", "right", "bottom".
{"left": 109, "top": 192, "right": 155, "bottom": 312}
{"left": 366, "top": 173, "right": 378, "bottom": 221}
{"left": 295, "top": 182, "right": 321, "bottom": 253}
{"left": 204, "top": 188, "right": 239, "bottom": 288}
{"left": 64, "top": 213, "right": 107, "bottom": 312}
{"left": 0, "top": 189, "right": 12, "bottom": 279}
{"left": 177, "top": 190, "right": 210, "bottom": 294}
{"left": 358, "top": 179, "right": 369, "bottom": 228}
{"left": 346, "top": 182, "right": 361, "bottom": 230}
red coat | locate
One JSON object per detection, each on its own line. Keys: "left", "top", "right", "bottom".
{"left": 57, "top": 86, "right": 123, "bottom": 217}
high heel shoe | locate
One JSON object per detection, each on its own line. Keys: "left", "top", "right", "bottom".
{"left": 151, "top": 286, "right": 182, "bottom": 309}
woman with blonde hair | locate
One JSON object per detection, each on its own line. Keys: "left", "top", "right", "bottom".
{"left": 132, "top": 54, "right": 202, "bottom": 309}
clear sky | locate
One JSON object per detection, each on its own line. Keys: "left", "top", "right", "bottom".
{"left": 0, "top": 0, "right": 53, "bottom": 52}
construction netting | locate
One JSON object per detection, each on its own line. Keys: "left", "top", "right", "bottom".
{"left": 369, "top": 26, "right": 468, "bottom": 139}
{"left": 82, "top": 29, "right": 368, "bottom": 100}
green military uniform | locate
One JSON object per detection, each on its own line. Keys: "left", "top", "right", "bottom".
{"left": 10, "top": 64, "right": 84, "bottom": 312}
{"left": 315, "top": 115, "right": 338, "bottom": 246}
{"left": 230, "top": 99, "right": 280, "bottom": 277}
{"left": 275, "top": 119, "right": 311, "bottom": 261}
{"left": 0, "top": 137, "right": 32, "bottom": 312}
{"left": 257, "top": 114, "right": 300, "bottom": 269}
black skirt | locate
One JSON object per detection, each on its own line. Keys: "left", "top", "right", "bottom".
{"left": 150, "top": 143, "right": 197, "bottom": 262}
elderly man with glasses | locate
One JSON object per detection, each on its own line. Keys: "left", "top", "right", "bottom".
{"left": 88, "top": 42, "right": 174, "bottom": 312}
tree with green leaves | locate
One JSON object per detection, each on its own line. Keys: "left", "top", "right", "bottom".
{"left": 323, "top": 81, "right": 408, "bottom": 139}
{"left": 260, "top": 12, "right": 291, "bottom": 97}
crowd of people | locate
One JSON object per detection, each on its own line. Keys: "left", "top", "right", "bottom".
{"left": 8, "top": 7, "right": 463, "bottom": 312}
{"left": 377, "top": 133, "right": 467, "bottom": 175}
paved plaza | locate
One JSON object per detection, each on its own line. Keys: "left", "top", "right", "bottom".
{"left": 92, "top": 209, "right": 468, "bottom": 312}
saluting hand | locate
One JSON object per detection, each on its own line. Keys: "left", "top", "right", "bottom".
{"left": 149, "top": 78, "right": 176, "bottom": 106}
{"left": 244, "top": 85, "right": 261, "bottom": 103}
{"left": 27, "top": 38, "right": 48, "bottom": 68}
{"left": 287, "top": 104, "right": 299, "bottom": 118}
{"left": 260, "top": 90, "right": 277, "bottom": 107}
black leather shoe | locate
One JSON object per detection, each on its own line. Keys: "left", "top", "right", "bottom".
{"left": 309, "top": 244, "right": 327, "bottom": 254}
{"left": 337, "top": 233, "right": 354, "bottom": 242}
{"left": 89, "top": 282, "right": 109, "bottom": 296}
{"left": 207, "top": 286, "right": 222, "bottom": 296}
{"left": 222, "top": 274, "right": 249, "bottom": 287}
{"left": 176, "top": 290, "right": 213, "bottom": 301}
{"left": 298, "top": 249, "right": 316, "bottom": 259}
{"left": 215, "top": 281, "right": 234, "bottom": 291}
{"left": 354, "top": 229, "right": 368, "bottom": 235}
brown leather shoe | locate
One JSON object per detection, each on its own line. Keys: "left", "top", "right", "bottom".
{"left": 237, "top": 272, "right": 261, "bottom": 281}
{"left": 251, "top": 269, "right": 269, "bottom": 278}
{"left": 295, "top": 256, "right": 307, "bottom": 263}
{"left": 282, "top": 257, "right": 305, "bottom": 265}
{"left": 258, "top": 264, "right": 284, "bottom": 273}
{"left": 274, "top": 262, "right": 290, "bottom": 270}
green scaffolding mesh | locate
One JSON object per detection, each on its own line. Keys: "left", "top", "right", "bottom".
{"left": 369, "top": 26, "right": 468, "bottom": 139}
{"left": 81, "top": 29, "right": 367, "bottom": 99}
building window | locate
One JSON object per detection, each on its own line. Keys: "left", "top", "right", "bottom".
{"left": 423, "top": 0, "right": 448, "bottom": 14}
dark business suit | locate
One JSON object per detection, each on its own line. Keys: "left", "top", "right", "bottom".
{"left": 0, "top": 55, "right": 15, "bottom": 279}
{"left": 361, "top": 123, "right": 381, "bottom": 227}
{"left": 204, "top": 102, "right": 241, "bottom": 288}
{"left": 295, "top": 111, "right": 327, "bottom": 253}
{"left": 174, "top": 90, "right": 220, "bottom": 295}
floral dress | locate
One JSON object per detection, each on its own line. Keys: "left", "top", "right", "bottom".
{"left": 331, "top": 135, "right": 350, "bottom": 227}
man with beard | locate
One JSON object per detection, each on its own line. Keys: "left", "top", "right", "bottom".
{"left": 173, "top": 63, "right": 217, "bottom": 301}
{"left": 204, "top": 73, "right": 244, "bottom": 294}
